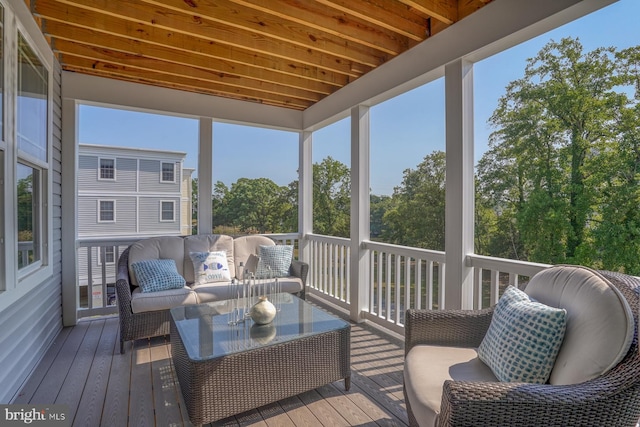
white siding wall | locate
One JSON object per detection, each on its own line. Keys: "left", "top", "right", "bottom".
{"left": 139, "top": 197, "right": 182, "bottom": 234}
{"left": 139, "top": 159, "right": 181, "bottom": 193}
{"left": 78, "top": 155, "right": 137, "bottom": 192}
{"left": 78, "top": 196, "right": 138, "bottom": 236}
{"left": 1, "top": 59, "right": 63, "bottom": 403}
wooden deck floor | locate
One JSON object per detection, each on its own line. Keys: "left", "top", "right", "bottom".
{"left": 14, "top": 299, "right": 408, "bottom": 427}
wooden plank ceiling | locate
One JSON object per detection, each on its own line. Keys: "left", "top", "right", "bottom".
{"left": 28, "top": 0, "right": 492, "bottom": 110}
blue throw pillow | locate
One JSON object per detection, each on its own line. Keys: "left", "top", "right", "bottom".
{"left": 477, "top": 285, "right": 567, "bottom": 383}
{"left": 131, "top": 259, "right": 186, "bottom": 293}
{"left": 255, "top": 245, "right": 293, "bottom": 278}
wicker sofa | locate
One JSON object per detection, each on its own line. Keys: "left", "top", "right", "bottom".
{"left": 403, "top": 266, "right": 640, "bottom": 427}
{"left": 116, "top": 234, "right": 308, "bottom": 353}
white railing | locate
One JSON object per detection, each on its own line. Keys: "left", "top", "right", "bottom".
{"left": 303, "top": 235, "right": 554, "bottom": 335}
{"left": 264, "top": 232, "right": 300, "bottom": 248}
{"left": 306, "top": 234, "right": 351, "bottom": 310}
{"left": 77, "top": 237, "right": 138, "bottom": 317}
{"left": 467, "top": 254, "right": 550, "bottom": 309}
{"left": 75, "top": 232, "right": 552, "bottom": 332}
{"left": 363, "top": 240, "right": 446, "bottom": 333}
{"left": 18, "top": 241, "right": 34, "bottom": 268}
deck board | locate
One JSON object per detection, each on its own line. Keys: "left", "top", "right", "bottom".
{"left": 15, "top": 303, "right": 409, "bottom": 427}
{"left": 74, "top": 318, "right": 118, "bottom": 426}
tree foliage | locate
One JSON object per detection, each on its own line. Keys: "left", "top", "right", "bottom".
{"left": 312, "top": 156, "right": 351, "bottom": 237}
{"left": 381, "top": 151, "right": 446, "bottom": 250}
{"left": 477, "top": 37, "right": 640, "bottom": 273}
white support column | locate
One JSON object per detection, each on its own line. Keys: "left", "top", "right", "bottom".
{"left": 444, "top": 59, "right": 475, "bottom": 310}
{"left": 198, "top": 118, "right": 213, "bottom": 234}
{"left": 298, "top": 131, "right": 313, "bottom": 264}
{"left": 349, "top": 105, "right": 370, "bottom": 322}
{"left": 61, "top": 98, "right": 78, "bottom": 326}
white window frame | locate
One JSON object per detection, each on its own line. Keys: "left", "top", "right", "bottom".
{"left": 14, "top": 26, "right": 52, "bottom": 285}
{"left": 98, "top": 157, "right": 115, "bottom": 181}
{"left": 160, "top": 161, "right": 175, "bottom": 183}
{"left": 97, "top": 245, "right": 115, "bottom": 266}
{"left": 160, "top": 200, "right": 175, "bottom": 222}
{"left": 98, "top": 199, "right": 116, "bottom": 223}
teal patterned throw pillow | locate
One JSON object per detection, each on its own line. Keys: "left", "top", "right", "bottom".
{"left": 477, "top": 286, "right": 567, "bottom": 383}
{"left": 255, "top": 245, "right": 293, "bottom": 278}
{"left": 131, "top": 259, "right": 186, "bottom": 293}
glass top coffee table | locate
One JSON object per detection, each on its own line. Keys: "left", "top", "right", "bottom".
{"left": 170, "top": 293, "right": 351, "bottom": 426}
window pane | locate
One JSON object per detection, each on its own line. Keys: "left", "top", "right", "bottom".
{"left": 17, "top": 163, "right": 40, "bottom": 268}
{"left": 100, "top": 158, "right": 114, "bottom": 179}
{"left": 18, "top": 33, "right": 48, "bottom": 162}
{"left": 101, "top": 246, "right": 115, "bottom": 264}
{"left": 162, "top": 201, "right": 174, "bottom": 221}
{"left": 100, "top": 200, "right": 114, "bottom": 221}
{"left": 162, "top": 162, "right": 174, "bottom": 182}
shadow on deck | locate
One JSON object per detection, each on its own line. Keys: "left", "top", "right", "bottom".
{"left": 14, "top": 297, "right": 408, "bottom": 427}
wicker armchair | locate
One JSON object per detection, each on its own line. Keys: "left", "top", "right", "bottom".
{"left": 404, "top": 269, "right": 640, "bottom": 427}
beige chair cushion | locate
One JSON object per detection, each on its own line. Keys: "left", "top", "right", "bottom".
{"left": 233, "top": 235, "right": 275, "bottom": 279}
{"left": 404, "top": 346, "right": 497, "bottom": 427}
{"left": 183, "top": 234, "right": 235, "bottom": 282}
{"left": 524, "top": 265, "right": 634, "bottom": 385}
{"left": 192, "top": 281, "right": 236, "bottom": 303}
{"left": 130, "top": 286, "right": 198, "bottom": 313}
{"left": 271, "top": 277, "right": 304, "bottom": 294}
{"left": 128, "top": 236, "right": 185, "bottom": 287}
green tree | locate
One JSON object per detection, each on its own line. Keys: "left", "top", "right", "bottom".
{"left": 313, "top": 157, "right": 350, "bottom": 237}
{"left": 477, "top": 37, "right": 640, "bottom": 273}
{"left": 370, "top": 194, "right": 391, "bottom": 239}
{"left": 382, "top": 151, "right": 445, "bottom": 250}
{"left": 225, "top": 178, "right": 287, "bottom": 233}
{"left": 17, "top": 173, "right": 34, "bottom": 241}
{"left": 211, "top": 181, "right": 230, "bottom": 230}
{"left": 479, "top": 38, "right": 627, "bottom": 265}
{"left": 191, "top": 178, "right": 198, "bottom": 234}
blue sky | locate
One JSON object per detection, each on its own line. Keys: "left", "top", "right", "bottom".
{"left": 79, "top": 0, "right": 640, "bottom": 196}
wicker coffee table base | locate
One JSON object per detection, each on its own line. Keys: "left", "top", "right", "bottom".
{"left": 171, "top": 319, "right": 351, "bottom": 426}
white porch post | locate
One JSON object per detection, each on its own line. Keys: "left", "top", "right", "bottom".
{"left": 349, "top": 105, "right": 370, "bottom": 322}
{"left": 61, "top": 98, "right": 78, "bottom": 326}
{"left": 298, "top": 131, "right": 313, "bottom": 264}
{"left": 198, "top": 118, "right": 213, "bottom": 234}
{"left": 444, "top": 59, "right": 475, "bottom": 310}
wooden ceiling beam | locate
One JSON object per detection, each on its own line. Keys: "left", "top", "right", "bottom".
{"left": 219, "top": 0, "right": 414, "bottom": 54}
{"left": 458, "top": 0, "right": 493, "bottom": 20}
{"left": 315, "top": 0, "right": 428, "bottom": 41}
{"left": 49, "top": 0, "right": 390, "bottom": 68}
{"left": 43, "top": 20, "right": 338, "bottom": 95}
{"left": 31, "top": 0, "right": 372, "bottom": 77}
{"left": 60, "top": 53, "right": 313, "bottom": 109}
{"left": 64, "top": 64, "right": 308, "bottom": 110}
{"left": 398, "top": 0, "right": 458, "bottom": 26}
{"left": 55, "top": 41, "right": 324, "bottom": 103}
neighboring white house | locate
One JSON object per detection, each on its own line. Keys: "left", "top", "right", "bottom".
{"left": 77, "top": 143, "right": 194, "bottom": 308}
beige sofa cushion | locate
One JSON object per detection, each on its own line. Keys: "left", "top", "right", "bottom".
{"left": 524, "top": 265, "right": 634, "bottom": 385}
{"left": 128, "top": 236, "right": 185, "bottom": 287}
{"left": 130, "top": 286, "right": 198, "bottom": 314}
{"left": 192, "top": 282, "right": 236, "bottom": 303}
{"left": 404, "top": 346, "right": 497, "bottom": 427}
{"left": 183, "top": 234, "right": 235, "bottom": 282}
{"left": 233, "top": 235, "right": 275, "bottom": 279}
